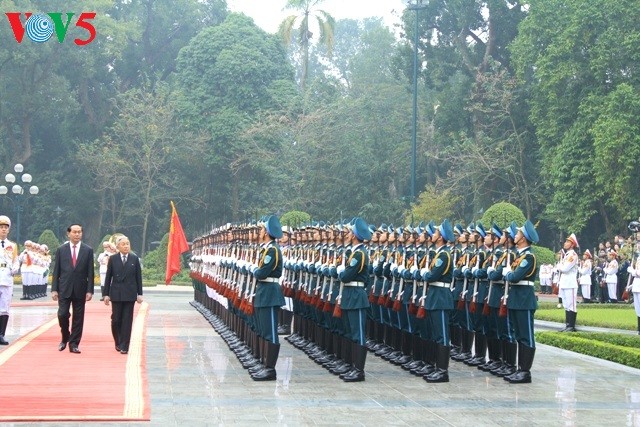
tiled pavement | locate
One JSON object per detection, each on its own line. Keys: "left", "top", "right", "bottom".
{"left": 5, "top": 286, "right": 640, "bottom": 426}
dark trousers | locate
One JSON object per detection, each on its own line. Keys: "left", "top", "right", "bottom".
{"left": 111, "top": 300, "right": 135, "bottom": 351}
{"left": 255, "top": 306, "right": 279, "bottom": 344}
{"left": 57, "top": 297, "right": 86, "bottom": 346}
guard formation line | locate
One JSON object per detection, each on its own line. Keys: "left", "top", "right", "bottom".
{"left": 189, "top": 215, "right": 539, "bottom": 384}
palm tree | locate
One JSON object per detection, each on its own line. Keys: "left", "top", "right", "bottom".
{"left": 278, "top": 0, "right": 336, "bottom": 91}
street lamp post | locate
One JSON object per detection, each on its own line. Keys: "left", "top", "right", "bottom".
{"left": 406, "top": 0, "right": 427, "bottom": 202}
{"left": 55, "top": 206, "right": 63, "bottom": 241}
{"left": 0, "top": 163, "right": 39, "bottom": 243}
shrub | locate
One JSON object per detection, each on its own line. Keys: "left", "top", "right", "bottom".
{"left": 481, "top": 202, "right": 526, "bottom": 229}
{"left": 536, "top": 331, "right": 640, "bottom": 369}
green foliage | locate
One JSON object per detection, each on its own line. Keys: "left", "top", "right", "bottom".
{"left": 532, "top": 245, "right": 555, "bottom": 266}
{"left": 280, "top": 211, "right": 311, "bottom": 228}
{"left": 481, "top": 202, "right": 527, "bottom": 229}
{"left": 37, "top": 230, "right": 60, "bottom": 252}
{"left": 409, "top": 185, "right": 460, "bottom": 224}
{"left": 536, "top": 331, "right": 640, "bottom": 369}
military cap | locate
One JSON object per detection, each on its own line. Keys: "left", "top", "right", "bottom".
{"left": 0, "top": 215, "right": 10, "bottom": 227}
{"left": 475, "top": 222, "right": 486, "bottom": 238}
{"left": 518, "top": 220, "right": 539, "bottom": 244}
{"left": 264, "top": 215, "right": 283, "bottom": 239}
{"left": 487, "top": 223, "right": 502, "bottom": 238}
{"left": 438, "top": 219, "right": 455, "bottom": 242}
{"left": 566, "top": 233, "right": 579, "bottom": 248}
{"left": 352, "top": 217, "right": 372, "bottom": 241}
{"left": 453, "top": 223, "right": 464, "bottom": 236}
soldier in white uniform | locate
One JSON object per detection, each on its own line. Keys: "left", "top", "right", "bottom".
{"left": 557, "top": 234, "right": 579, "bottom": 332}
{"left": 0, "top": 215, "right": 20, "bottom": 344}
{"left": 578, "top": 250, "right": 593, "bottom": 303}
{"left": 97, "top": 241, "right": 117, "bottom": 300}
{"left": 626, "top": 240, "right": 640, "bottom": 334}
{"left": 603, "top": 251, "right": 619, "bottom": 303}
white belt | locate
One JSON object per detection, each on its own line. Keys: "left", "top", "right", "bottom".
{"left": 428, "top": 281, "right": 448, "bottom": 288}
{"left": 259, "top": 277, "right": 280, "bottom": 284}
{"left": 512, "top": 280, "right": 534, "bottom": 286}
{"left": 344, "top": 281, "right": 365, "bottom": 287}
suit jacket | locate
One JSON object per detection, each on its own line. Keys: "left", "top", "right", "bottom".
{"left": 51, "top": 242, "right": 95, "bottom": 299}
{"left": 103, "top": 252, "right": 143, "bottom": 301}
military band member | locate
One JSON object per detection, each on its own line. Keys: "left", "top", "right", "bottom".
{"left": 626, "top": 245, "right": 640, "bottom": 334}
{"left": 250, "top": 215, "right": 286, "bottom": 381}
{"left": 0, "top": 216, "right": 20, "bottom": 344}
{"left": 579, "top": 250, "right": 593, "bottom": 303}
{"left": 603, "top": 251, "right": 619, "bottom": 303}
{"left": 557, "top": 233, "right": 579, "bottom": 332}
{"left": 502, "top": 220, "right": 539, "bottom": 384}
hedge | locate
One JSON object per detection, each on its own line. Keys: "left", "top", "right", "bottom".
{"left": 536, "top": 331, "right": 640, "bottom": 369}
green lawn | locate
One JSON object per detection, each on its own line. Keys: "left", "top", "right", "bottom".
{"left": 536, "top": 302, "right": 638, "bottom": 330}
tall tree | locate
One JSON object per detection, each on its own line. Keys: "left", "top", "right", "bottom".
{"left": 510, "top": 0, "right": 640, "bottom": 234}
{"left": 278, "top": 0, "right": 336, "bottom": 91}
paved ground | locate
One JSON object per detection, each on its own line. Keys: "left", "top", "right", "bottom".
{"left": 4, "top": 285, "right": 640, "bottom": 426}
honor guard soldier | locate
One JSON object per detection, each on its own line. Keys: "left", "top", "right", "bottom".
{"left": 421, "top": 219, "right": 455, "bottom": 383}
{"left": 557, "top": 233, "right": 579, "bottom": 331}
{"left": 336, "top": 217, "right": 371, "bottom": 382}
{"left": 502, "top": 220, "right": 539, "bottom": 384}
{"left": 250, "top": 215, "right": 286, "bottom": 381}
{"left": 0, "top": 215, "right": 20, "bottom": 344}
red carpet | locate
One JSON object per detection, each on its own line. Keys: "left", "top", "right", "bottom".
{"left": 0, "top": 301, "right": 150, "bottom": 422}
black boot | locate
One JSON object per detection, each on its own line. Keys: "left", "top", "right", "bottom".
{"left": 479, "top": 337, "right": 501, "bottom": 372}
{"left": 505, "top": 344, "right": 535, "bottom": 384}
{"left": 425, "top": 344, "right": 450, "bottom": 383}
{"left": 340, "top": 342, "right": 367, "bottom": 382}
{"left": 559, "top": 310, "right": 569, "bottom": 332}
{"left": 466, "top": 333, "right": 486, "bottom": 366}
{"left": 493, "top": 341, "right": 517, "bottom": 377}
{"left": 563, "top": 311, "right": 577, "bottom": 332}
{"left": 251, "top": 341, "right": 279, "bottom": 381}
{"left": 0, "top": 315, "right": 9, "bottom": 345}
{"left": 637, "top": 317, "right": 640, "bottom": 335}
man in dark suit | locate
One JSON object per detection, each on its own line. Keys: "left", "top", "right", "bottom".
{"left": 103, "top": 235, "right": 143, "bottom": 354}
{"left": 51, "top": 223, "right": 95, "bottom": 353}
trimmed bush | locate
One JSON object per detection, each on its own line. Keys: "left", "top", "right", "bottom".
{"left": 536, "top": 331, "right": 640, "bottom": 369}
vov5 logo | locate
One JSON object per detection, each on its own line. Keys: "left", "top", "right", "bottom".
{"left": 5, "top": 12, "right": 96, "bottom": 45}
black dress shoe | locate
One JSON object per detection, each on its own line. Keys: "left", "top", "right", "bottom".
{"left": 58, "top": 342, "right": 67, "bottom": 351}
{"left": 69, "top": 346, "right": 81, "bottom": 354}
{"left": 115, "top": 346, "right": 121, "bottom": 352}
{"left": 120, "top": 349, "right": 128, "bottom": 354}
{"left": 0, "top": 336, "right": 8, "bottom": 345}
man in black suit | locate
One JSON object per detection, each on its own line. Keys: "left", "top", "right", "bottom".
{"left": 103, "top": 235, "right": 143, "bottom": 354}
{"left": 51, "top": 223, "right": 95, "bottom": 353}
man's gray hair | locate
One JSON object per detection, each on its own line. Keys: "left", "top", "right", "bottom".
{"left": 115, "top": 235, "right": 129, "bottom": 245}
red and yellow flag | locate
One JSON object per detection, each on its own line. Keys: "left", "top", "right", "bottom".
{"left": 165, "top": 201, "right": 189, "bottom": 285}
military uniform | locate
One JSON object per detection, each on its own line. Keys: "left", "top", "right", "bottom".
{"left": 503, "top": 220, "right": 539, "bottom": 384}
{"left": 0, "top": 215, "right": 19, "bottom": 345}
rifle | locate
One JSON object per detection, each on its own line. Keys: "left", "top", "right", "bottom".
{"left": 333, "top": 243, "right": 347, "bottom": 318}
{"left": 482, "top": 248, "right": 497, "bottom": 316}
{"left": 393, "top": 249, "right": 407, "bottom": 312}
{"left": 457, "top": 247, "right": 472, "bottom": 310}
{"left": 469, "top": 250, "right": 481, "bottom": 314}
{"left": 499, "top": 244, "right": 511, "bottom": 318}
{"left": 323, "top": 247, "right": 338, "bottom": 313}
{"left": 408, "top": 248, "right": 420, "bottom": 315}
{"left": 416, "top": 247, "right": 431, "bottom": 320}
{"left": 369, "top": 247, "right": 380, "bottom": 304}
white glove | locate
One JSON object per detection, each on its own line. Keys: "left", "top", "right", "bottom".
{"left": 471, "top": 266, "right": 479, "bottom": 274}
{"left": 487, "top": 266, "right": 495, "bottom": 275}
{"left": 337, "top": 265, "right": 345, "bottom": 275}
{"left": 461, "top": 266, "right": 469, "bottom": 274}
{"left": 397, "top": 266, "right": 406, "bottom": 275}
{"left": 627, "top": 266, "right": 635, "bottom": 275}
{"left": 390, "top": 262, "right": 398, "bottom": 270}
{"left": 502, "top": 266, "right": 512, "bottom": 277}
{"left": 420, "top": 267, "right": 429, "bottom": 276}
{"left": 410, "top": 265, "right": 418, "bottom": 274}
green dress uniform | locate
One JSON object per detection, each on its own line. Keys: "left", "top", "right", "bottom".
{"left": 253, "top": 240, "right": 285, "bottom": 343}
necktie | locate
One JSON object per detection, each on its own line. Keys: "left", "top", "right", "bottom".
{"left": 72, "top": 245, "right": 77, "bottom": 267}
{"left": 1, "top": 241, "right": 4, "bottom": 248}
{"left": 122, "top": 255, "right": 127, "bottom": 264}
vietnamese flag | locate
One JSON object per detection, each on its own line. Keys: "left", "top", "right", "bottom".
{"left": 165, "top": 201, "right": 189, "bottom": 284}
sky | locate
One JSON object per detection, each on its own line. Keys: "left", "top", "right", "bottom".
{"left": 226, "top": 0, "right": 407, "bottom": 34}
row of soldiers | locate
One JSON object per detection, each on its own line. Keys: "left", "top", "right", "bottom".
{"left": 18, "top": 240, "right": 51, "bottom": 300}
{"left": 190, "top": 215, "right": 540, "bottom": 384}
